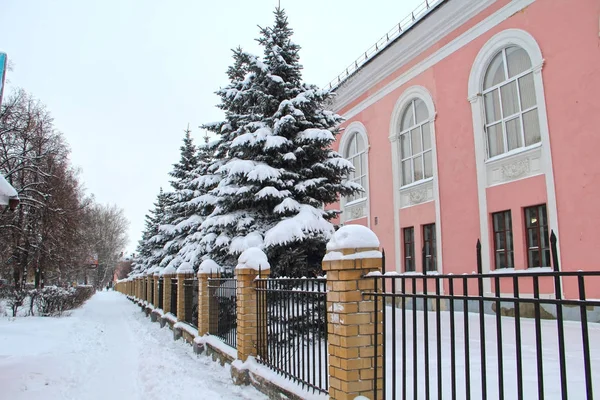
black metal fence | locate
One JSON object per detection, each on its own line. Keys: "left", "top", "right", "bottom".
{"left": 364, "top": 235, "right": 600, "bottom": 399}
{"left": 207, "top": 273, "right": 237, "bottom": 348}
{"left": 158, "top": 277, "right": 164, "bottom": 310}
{"left": 255, "top": 277, "right": 328, "bottom": 395}
{"left": 183, "top": 278, "right": 199, "bottom": 327}
{"left": 170, "top": 278, "right": 177, "bottom": 315}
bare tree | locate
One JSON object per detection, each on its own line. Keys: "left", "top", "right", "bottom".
{"left": 83, "top": 204, "right": 129, "bottom": 288}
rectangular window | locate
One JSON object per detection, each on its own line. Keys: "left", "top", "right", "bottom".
{"left": 492, "top": 210, "right": 514, "bottom": 269}
{"left": 423, "top": 224, "right": 437, "bottom": 272}
{"left": 525, "top": 204, "right": 550, "bottom": 268}
{"left": 403, "top": 227, "right": 415, "bottom": 272}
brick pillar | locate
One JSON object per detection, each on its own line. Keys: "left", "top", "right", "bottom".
{"left": 146, "top": 275, "right": 152, "bottom": 303}
{"left": 163, "top": 272, "right": 175, "bottom": 314}
{"left": 198, "top": 269, "right": 219, "bottom": 336}
{"left": 323, "top": 226, "right": 383, "bottom": 400}
{"left": 154, "top": 274, "right": 160, "bottom": 305}
{"left": 236, "top": 249, "right": 270, "bottom": 363}
{"left": 177, "top": 269, "right": 194, "bottom": 322}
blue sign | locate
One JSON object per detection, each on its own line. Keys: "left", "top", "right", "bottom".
{"left": 0, "top": 52, "right": 6, "bottom": 108}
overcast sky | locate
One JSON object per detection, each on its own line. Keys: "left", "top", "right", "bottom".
{"left": 1, "top": 0, "right": 422, "bottom": 254}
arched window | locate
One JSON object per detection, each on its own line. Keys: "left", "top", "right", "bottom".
{"left": 399, "top": 98, "right": 433, "bottom": 185}
{"left": 482, "top": 45, "right": 540, "bottom": 158}
{"left": 344, "top": 132, "right": 367, "bottom": 203}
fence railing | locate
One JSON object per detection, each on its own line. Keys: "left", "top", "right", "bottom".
{"left": 158, "top": 277, "right": 164, "bottom": 310}
{"left": 183, "top": 278, "right": 198, "bottom": 327}
{"left": 324, "top": 0, "right": 445, "bottom": 91}
{"left": 255, "top": 277, "right": 328, "bottom": 395}
{"left": 363, "top": 246, "right": 600, "bottom": 399}
{"left": 207, "top": 275, "right": 237, "bottom": 349}
{"left": 170, "top": 278, "right": 177, "bottom": 315}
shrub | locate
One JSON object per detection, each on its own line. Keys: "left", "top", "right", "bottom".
{"left": 4, "top": 288, "right": 27, "bottom": 317}
{"left": 35, "top": 286, "right": 95, "bottom": 316}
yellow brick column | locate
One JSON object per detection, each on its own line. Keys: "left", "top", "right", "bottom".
{"left": 146, "top": 275, "right": 152, "bottom": 304}
{"left": 236, "top": 248, "right": 270, "bottom": 363}
{"left": 162, "top": 266, "right": 176, "bottom": 315}
{"left": 153, "top": 273, "right": 160, "bottom": 305}
{"left": 323, "top": 225, "right": 383, "bottom": 400}
{"left": 176, "top": 263, "right": 195, "bottom": 322}
{"left": 198, "top": 259, "right": 220, "bottom": 336}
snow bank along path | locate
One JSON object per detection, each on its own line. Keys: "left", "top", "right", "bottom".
{"left": 0, "top": 291, "right": 266, "bottom": 400}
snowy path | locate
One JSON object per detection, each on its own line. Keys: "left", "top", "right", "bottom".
{"left": 0, "top": 291, "right": 266, "bottom": 400}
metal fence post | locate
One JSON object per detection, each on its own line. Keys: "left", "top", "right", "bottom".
{"left": 323, "top": 226, "right": 383, "bottom": 400}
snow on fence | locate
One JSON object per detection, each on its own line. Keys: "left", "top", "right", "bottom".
{"left": 255, "top": 276, "right": 328, "bottom": 395}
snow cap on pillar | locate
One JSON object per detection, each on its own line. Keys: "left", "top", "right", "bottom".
{"left": 160, "top": 264, "right": 177, "bottom": 276}
{"left": 326, "top": 225, "right": 380, "bottom": 251}
{"left": 199, "top": 259, "right": 221, "bottom": 274}
{"left": 324, "top": 225, "right": 382, "bottom": 261}
{"left": 176, "top": 261, "right": 194, "bottom": 274}
{"left": 153, "top": 267, "right": 164, "bottom": 276}
{"left": 236, "top": 247, "right": 270, "bottom": 271}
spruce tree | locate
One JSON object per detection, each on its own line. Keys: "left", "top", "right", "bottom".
{"left": 131, "top": 188, "right": 170, "bottom": 275}
{"left": 158, "top": 127, "right": 199, "bottom": 270}
{"left": 201, "top": 8, "right": 361, "bottom": 275}
{"left": 172, "top": 133, "right": 221, "bottom": 271}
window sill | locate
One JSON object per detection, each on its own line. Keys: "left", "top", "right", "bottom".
{"left": 485, "top": 143, "right": 541, "bottom": 166}
{"left": 490, "top": 267, "right": 553, "bottom": 274}
{"left": 399, "top": 177, "right": 433, "bottom": 191}
{"left": 344, "top": 198, "right": 367, "bottom": 208}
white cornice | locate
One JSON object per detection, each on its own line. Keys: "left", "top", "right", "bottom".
{"left": 334, "top": 0, "right": 537, "bottom": 120}
{"left": 331, "top": 0, "right": 497, "bottom": 113}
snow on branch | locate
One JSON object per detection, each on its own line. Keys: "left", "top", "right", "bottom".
{"left": 264, "top": 205, "right": 333, "bottom": 247}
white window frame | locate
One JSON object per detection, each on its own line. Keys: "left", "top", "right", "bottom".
{"left": 398, "top": 99, "right": 434, "bottom": 186}
{"left": 339, "top": 121, "right": 370, "bottom": 225}
{"left": 468, "top": 29, "right": 561, "bottom": 282}
{"left": 389, "top": 86, "right": 443, "bottom": 274}
{"left": 481, "top": 46, "right": 540, "bottom": 159}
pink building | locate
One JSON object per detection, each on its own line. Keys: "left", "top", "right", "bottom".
{"left": 328, "top": 0, "right": 600, "bottom": 297}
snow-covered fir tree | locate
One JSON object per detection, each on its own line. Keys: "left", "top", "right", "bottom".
{"left": 157, "top": 127, "right": 199, "bottom": 270}
{"left": 201, "top": 8, "right": 361, "bottom": 275}
{"left": 170, "top": 133, "right": 221, "bottom": 271}
{"left": 131, "top": 188, "right": 170, "bottom": 275}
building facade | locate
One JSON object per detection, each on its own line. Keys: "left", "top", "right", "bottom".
{"left": 328, "top": 0, "right": 600, "bottom": 297}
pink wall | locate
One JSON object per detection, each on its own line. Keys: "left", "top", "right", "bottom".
{"left": 331, "top": 0, "right": 600, "bottom": 296}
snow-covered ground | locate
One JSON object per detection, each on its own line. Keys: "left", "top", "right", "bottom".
{"left": 387, "top": 306, "right": 600, "bottom": 399}
{"left": 0, "top": 291, "right": 266, "bottom": 400}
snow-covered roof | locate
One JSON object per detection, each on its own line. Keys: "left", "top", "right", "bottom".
{"left": 326, "top": 225, "right": 380, "bottom": 252}
{"left": 0, "top": 174, "right": 18, "bottom": 206}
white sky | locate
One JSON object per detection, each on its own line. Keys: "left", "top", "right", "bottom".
{"left": 0, "top": 0, "right": 423, "bottom": 254}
